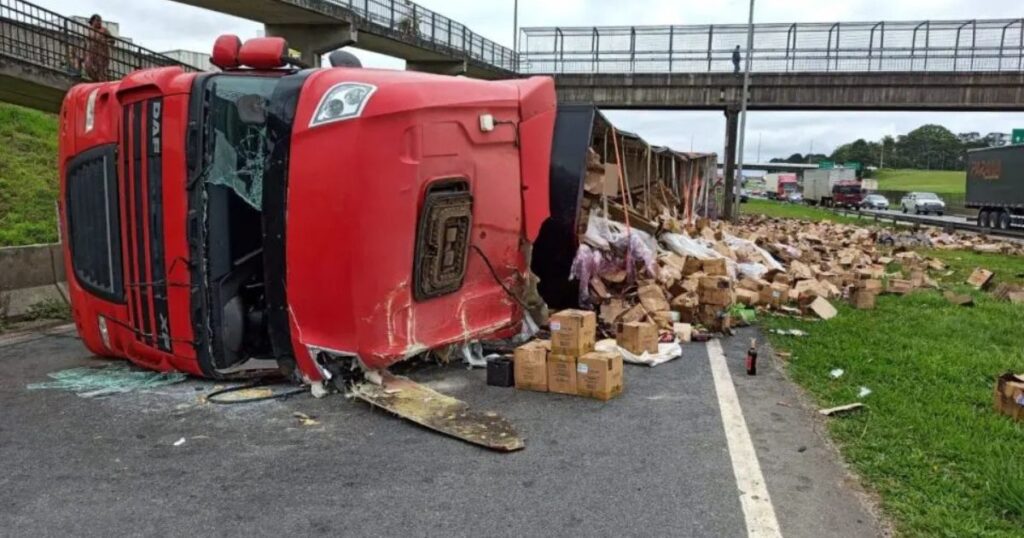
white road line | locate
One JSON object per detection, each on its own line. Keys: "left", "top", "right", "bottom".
{"left": 707, "top": 339, "right": 783, "bottom": 538}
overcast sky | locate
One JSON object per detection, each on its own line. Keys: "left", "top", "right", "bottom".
{"left": 37, "top": 0, "right": 1024, "bottom": 162}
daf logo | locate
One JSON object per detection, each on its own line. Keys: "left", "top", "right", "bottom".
{"left": 151, "top": 101, "right": 162, "bottom": 155}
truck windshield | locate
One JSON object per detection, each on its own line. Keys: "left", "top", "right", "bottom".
{"left": 836, "top": 185, "right": 861, "bottom": 195}
{"left": 193, "top": 73, "right": 284, "bottom": 369}
{"left": 203, "top": 75, "right": 281, "bottom": 209}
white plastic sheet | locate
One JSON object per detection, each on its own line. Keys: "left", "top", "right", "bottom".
{"left": 595, "top": 338, "right": 683, "bottom": 367}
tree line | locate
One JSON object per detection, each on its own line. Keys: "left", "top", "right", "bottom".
{"left": 770, "top": 124, "right": 1010, "bottom": 171}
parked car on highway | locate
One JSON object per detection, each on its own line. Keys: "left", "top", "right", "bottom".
{"left": 860, "top": 194, "right": 890, "bottom": 210}
{"left": 900, "top": 192, "right": 945, "bottom": 215}
{"left": 786, "top": 191, "right": 803, "bottom": 203}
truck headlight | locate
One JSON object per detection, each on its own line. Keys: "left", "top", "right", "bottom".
{"left": 97, "top": 315, "right": 110, "bottom": 350}
{"left": 309, "top": 82, "right": 376, "bottom": 127}
{"left": 84, "top": 88, "right": 99, "bottom": 133}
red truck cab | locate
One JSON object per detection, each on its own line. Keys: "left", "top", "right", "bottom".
{"left": 831, "top": 180, "right": 863, "bottom": 208}
{"left": 58, "top": 36, "right": 556, "bottom": 384}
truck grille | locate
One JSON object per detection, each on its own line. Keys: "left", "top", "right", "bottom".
{"left": 121, "top": 99, "right": 172, "bottom": 352}
{"left": 65, "top": 145, "right": 123, "bottom": 302}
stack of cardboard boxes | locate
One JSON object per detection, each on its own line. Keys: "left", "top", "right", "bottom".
{"left": 513, "top": 309, "right": 624, "bottom": 401}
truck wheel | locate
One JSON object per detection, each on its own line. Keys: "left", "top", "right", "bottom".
{"left": 902, "top": 206, "right": 908, "bottom": 214}
{"left": 999, "top": 212, "right": 1011, "bottom": 230}
{"left": 978, "top": 210, "right": 989, "bottom": 227}
{"left": 988, "top": 211, "right": 1000, "bottom": 229}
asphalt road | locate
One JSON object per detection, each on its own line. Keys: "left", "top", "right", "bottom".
{"left": 0, "top": 326, "right": 884, "bottom": 537}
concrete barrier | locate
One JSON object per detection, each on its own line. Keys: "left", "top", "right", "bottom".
{"left": 0, "top": 243, "right": 68, "bottom": 319}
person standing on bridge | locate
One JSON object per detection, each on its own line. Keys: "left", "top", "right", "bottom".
{"left": 83, "top": 14, "right": 114, "bottom": 82}
{"left": 732, "top": 45, "right": 741, "bottom": 75}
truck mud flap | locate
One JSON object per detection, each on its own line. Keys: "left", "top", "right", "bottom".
{"left": 351, "top": 373, "right": 524, "bottom": 452}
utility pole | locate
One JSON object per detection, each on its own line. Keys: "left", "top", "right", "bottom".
{"left": 512, "top": 0, "right": 519, "bottom": 56}
{"left": 732, "top": 0, "right": 755, "bottom": 220}
{"left": 756, "top": 131, "right": 762, "bottom": 163}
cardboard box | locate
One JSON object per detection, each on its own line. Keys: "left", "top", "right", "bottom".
{"left": 513, "top": 340, "right": 548, "bottom": 392}
{"left": 547, "top": 354, "right": 577, "bottom": 395}
{"left": 760, "top": 282, "right": 790, "bottom": 308}
{"left": 701, "top": 258, "right": 728, "bottom": 276}
{"left": 967, "top": 268, "right": 995, "bottom": 289}
{"left": 886, "top": 279, "right": 915, "bottom": 295}
{"left": 601, "top": 163, "right": 620, "bottom": 197}
{"left": 638, "top": 283, "right": 671, "bottom": 313}
{"left": 682, "top": 257, "right": 704, "bottom": 276}
{"left": 698, "top": 276, "right": 735, "bottom": 306}
{"left": 673, "top": 322, "right": 693, "bottom": 342}
{"left": 550, "top": 309, "right": 597, "bottom": 357}
{"left": 994, "top": 373, "right": 1024, "bottom": 421}
{"left": 577, "top": 351, "right": 624, "bottom": 401}
{"left": 617, "top": 321, "right": 659, "bottom": 355}
{"left": 736, "top": 288, "right": 760, "bottom": 306}
{"left": 850, "top": 289, "right": 877, "bottom": 310}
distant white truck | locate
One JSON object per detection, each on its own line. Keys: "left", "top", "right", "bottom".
{"left": 802, "top": 168, "right": 858, "bottom": 206}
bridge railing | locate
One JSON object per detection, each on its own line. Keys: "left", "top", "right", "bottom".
{"left": 327, "top": 0, "right": 516, "bottom": 72}
{"left": 0, "top": 0, "right": 196, "bottom": 82}
{"left": 519, "top": 19, "right": 1024, "bottom": 74}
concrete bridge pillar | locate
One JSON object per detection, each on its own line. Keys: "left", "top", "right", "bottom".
{"left": 265, "top": 23, "right": 358, "bottom": 67}
{"left": 721, "top": 106, "right": 739, "bottom": 221}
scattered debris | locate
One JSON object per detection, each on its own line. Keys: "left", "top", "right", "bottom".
{"left": 994, "top": 372, "right": 1024, "bottom": 422}
{"left": 293, "top": 412, "right": 320, "bottom": 426}
{"left": 829, "top": 368, "right": 845, "bottom": 379}
{"left": 944, "top": 291, "right": 975, "bottom": 307}
{"left": 27, "top": 364, "right": 187, "bottom": 398}
{"left": 808, "top": 297, "right": 837, "bottom": 320}
{"left": 173, "top": 437, "right": 186, "bottom": 447}
{"left": 770, "top": 329, "right": 808, "bottom": 337}
{"left": 967, "top": 268, "right": 995, "bottom": 290}
{"left": 858, "top": 386, "right": 872, "bottom": 398}
{"left": 819, "top": 403, "right": 865, "bottom": 416}
{"left": 352, "top": 372, "right": 524, "bottom": 452}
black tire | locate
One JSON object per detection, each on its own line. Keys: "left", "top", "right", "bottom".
{"left": 999, "top": 212, "right": 1011, "bottom": 230}
{"left": 937, "top": 212, "right": 944, "bottom": 217}
{"left": 988, "top": 211, "right": 1000, "bottom": 229}
{"left": 978, "top": 210, "right": 989, "bottom": 227}
{"left": 902, "top": 206, "right": 908, "bottom": 214}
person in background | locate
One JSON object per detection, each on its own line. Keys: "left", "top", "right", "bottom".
{"left": 732, "top": 45, "right": 741, "bottom": 75}
{"left": 83, "top": 14, "right": 114, "bottom": 82}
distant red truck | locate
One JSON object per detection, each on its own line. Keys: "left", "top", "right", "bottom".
{"left": 830, "top": 180, "right": 864, "bottom": 208}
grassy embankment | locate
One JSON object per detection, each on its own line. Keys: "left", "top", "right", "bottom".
{"left": 873, "top": 168, "right": 965, "bottom": 194}
{"left": 0, "top": 103, "right": 59, "bottom": 247}
{"left": 747, "top": 198, "right": 1024, "bottom": 536}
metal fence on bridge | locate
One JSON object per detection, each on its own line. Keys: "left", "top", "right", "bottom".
{"left": 326, "top": 0, "right": 516, "bottom": 72}
{"left": 0, "top": 0, "right": 195, "bottom": 82}
{"left": 519, "top": 19, "right": 1024, "bottom": 74}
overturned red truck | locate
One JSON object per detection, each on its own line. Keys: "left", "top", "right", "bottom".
{"left": 58, "top": 36, "right": 557, "bottom": 386}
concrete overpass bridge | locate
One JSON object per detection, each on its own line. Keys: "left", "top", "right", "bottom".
{"left": 169, "top": 0, "right": 515, "bottom": 78}
{"left": 0, "top": 0, "right": 195, "bottom": 112}
{"left": 520, "top": 20, "right": 1024, "bottom": 111}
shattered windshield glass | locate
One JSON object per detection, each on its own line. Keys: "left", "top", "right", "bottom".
{"left": 203, "top": 76, "right": 280, "bottom": 210}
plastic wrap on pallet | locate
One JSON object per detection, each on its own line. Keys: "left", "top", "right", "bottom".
{"left": 569, "top": 244, "right": 604, "bottom": 302}
{"left": 724, "top": 233, "right": 784, "bottom": 271}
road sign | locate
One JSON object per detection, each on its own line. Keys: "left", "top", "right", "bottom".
{"left": 843, "top": 161, "right": 861, "bottom": 170}
{"left": 818, "top": 160, "right": 834, "bottom": 169}
{"left": 1012, "top": 129, "right": 1024, "bottom": 145}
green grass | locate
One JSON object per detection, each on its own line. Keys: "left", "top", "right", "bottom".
{"left": 874, "top": 168, "right": 965, "bottom": 195}
{"left": 764, "top": 255, "right": 1024, "bottom": 537}
{"left": 0, "top": 102, "right": 59, "bottom": 247}
{"left": 741, "top": 199, "right": 865, "bottom": 225}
